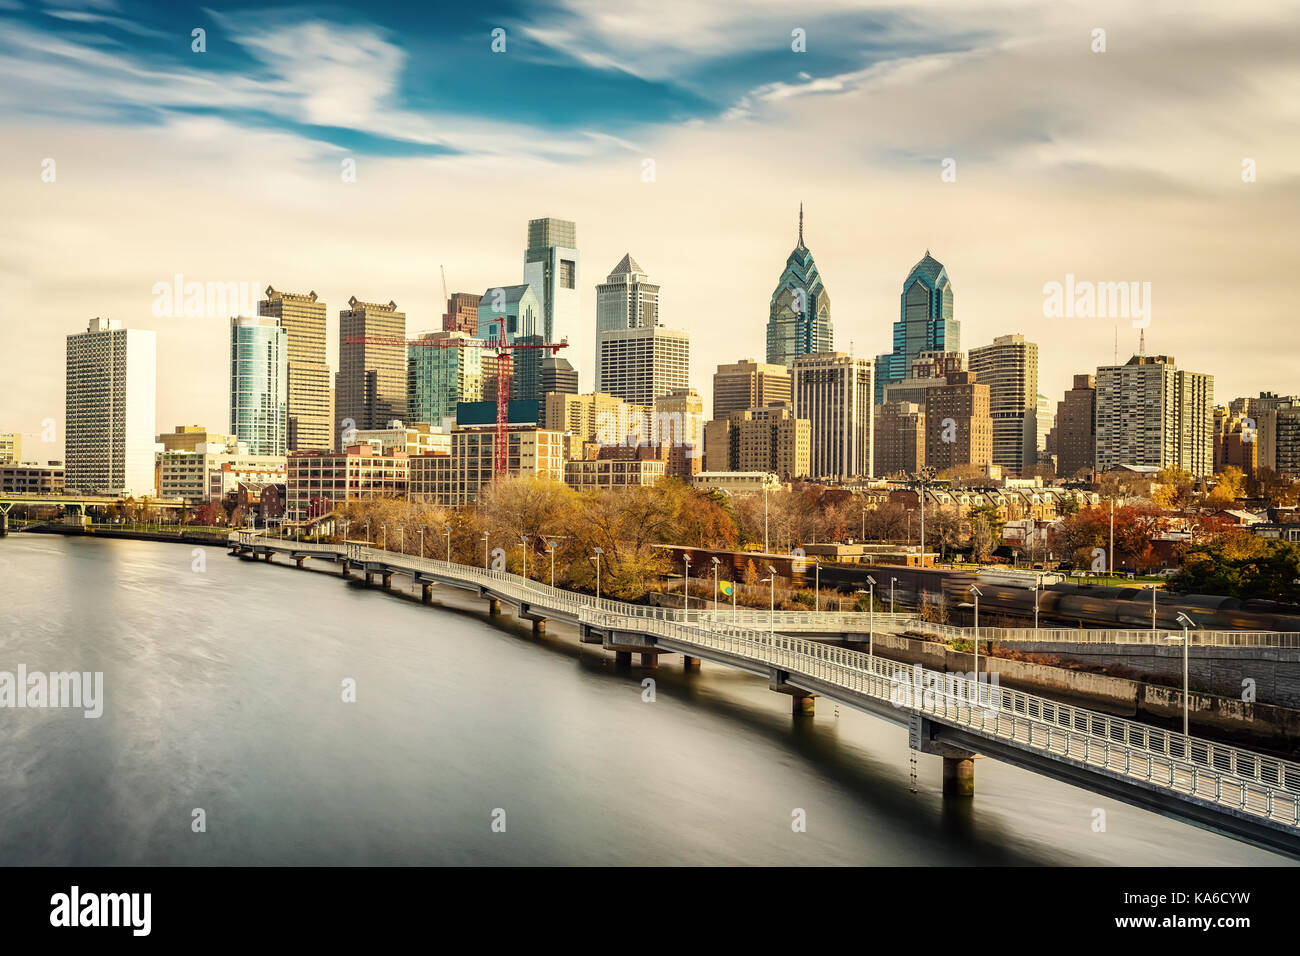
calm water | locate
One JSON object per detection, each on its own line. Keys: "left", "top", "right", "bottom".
{"left": 0, "top": 534, "right": 1289, "bottom": 866}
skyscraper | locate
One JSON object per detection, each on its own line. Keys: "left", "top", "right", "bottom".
{"left": 1055, "top": 374, "right": 1097, "bottom": 478}
{"left": 540, "top": 355, "right": 578, "bottom": 396}
{"left": 476, "top": 284, "right": 541, "bottom": 344}
{"left": 874, "top": 401, "right": 926, "bottom": 477}
{"left": 523, "top": 217, "right": 580, "bottom": 378}
{"left": 595, "top": 254, "right": 659, "bottom": 387}
{"left": 875, "top": 251, "right": 960, "bottom": 403}
{"left": 336, "top": 297, "right": 407, "bottom": 446}
{"left": 792, "top": 352, "right": 872, "bottom": 479}
{"left": 442, "top": 292, "right": 481, "bottom": 335}
{"left": 968, "top": 334, "right": 1039, "bottom": 473}
{"left": 258, "top": 287, "right": 332, "bottom": 451}
{"left": 766, "top": 206, "right": 832, "bottom": 369}
{"left": 924, "top": 371, "right": 992, "bottom": 473}
{"left": 229, "top": 315, "right": 288, "bottom": 456}
{"left": 64, "top": 317, "right": 156, "bottom": 495}
{"left": 712, "top": 359, "right": 792, "bottom": 420}
{"left": 1095, "top": 355, "right": 1214, "bottom": 476}
{"left": 407, "top": 330, "right": 488, "bottom": 427}
{"left": 595, "top": 326, "right": 690, "bottom": 406}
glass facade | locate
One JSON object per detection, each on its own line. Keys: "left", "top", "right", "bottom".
{"left": 875, "top": 251, "right": 959, "bottom": 403}
{"left": 765, "top": 210, "right": 832, "bottom": 369}
{"left": 230, "top": 316, "right": 288, "bottom": 456}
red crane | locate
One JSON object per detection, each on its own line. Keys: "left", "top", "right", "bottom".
{"left": 345, "top": 317, "right": 567, "bottom": 479}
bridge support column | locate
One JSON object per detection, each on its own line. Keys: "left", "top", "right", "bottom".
{"left": 638, "top": 652, "right": 659, "bottom": 668}
{"left": 341, "top": 561, "right": 351, "bottom": 578}
{"left": 532, "top": 619, "right": 546, "bottom": 636}
{"left": 422, "top": 584, "right": 433, "bottom": 604}
{"left": 683, "top": 655, "right": 700, "bottom": 672}
{"left": 488, "top": 599, "right": 502, "bottom": 616}
{"left": 265, "top": 552, "right": 274, "bottom": 563}
{"left": 381, "top": 572, "right": 393, "bottom": 589}
{"left": 613, "top": 651, "right": 632, "bottom": 667}
{"left": 364, "top": 571, "right": 374, "bottom": 586}
{"left": 295, "top": 557, "right": 305, "bottom": 569}
{"left": 942, "top": 757, "right": 975, "bottom": 797}
{"left": 792, "top": 695, "right": 815, "bottom": 717}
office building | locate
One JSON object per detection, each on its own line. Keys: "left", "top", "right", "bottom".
{"left": 286, "top": 444, "right": 409, "bottom": 522}
{"left": 523, "top": 218, "right": 580, "bottom": 380}
{"left": 792, "top": 352, "right": 873, "bottom": 480}
{"left": 1055, "top": 374, "right": 1097, "bottom": 479}
{"left": 712, "top": 359, "right": 792, "bottom": 420}
{"left": 352, "top": 421, "right": 451, "bottom": 457}
{"left": 541, "top": 355, "right": 579, "bottom": 396}
{"left": 230, "top": 315, "right": 288, "bottom": 457}
{"left": 565, "top": 458, "right": 666, "bottom": 491}
{"left": 766, "top": 206, "right": 833, "bottom": 369}
{"left": 1095, "top": 355, "right": 1214, "bottom": 476}
{"left": 1036, "top": 393, "right": 1054, "bottom": 464}
{"left": 876, "top": 251, "right": 960, "bottom": 403}
{"left": 442, "top": 292, "right": 481, "bottom": 335}
{"left": 1213, "top": 408, "right": 1259, "bottom": 476}
{"left": 408, "top": 330, "right": 490, "bottom": 427}
{"left": 968, "top": 334, "right": 1039, "bottom": 473}
{"left": 707, "top": 406, "right": 811, "bottom": 480}
{"left": 65, "top": 317, "right": 157, "bottom": 496}
{"left": 258, "top": 288, "right": 332, "bottom": 451}
{"left": 336, "top": 297, "right": 407, "bottom": 445}
{"left": 594, "top": 325, "right": 690, "bottom": 406}
{"left": 882, "top": 350, "right": 966, "bottom": 406}
{"left": 0, "top": 463, "right": 64, "bottom": 495}
{"left": 0, "top": 433, "right": 21, "bottom": 463}
{"left": 924, "top": 371, "right": 993, "bottom": 473}
{"left": 477, "top": 284, "right": 542, "bottom": 345}
{"left": 409, "top": 427, "right": 566, "bottom": 507}
{"left": 874, "top": 401, "right": 926, "bottom": 477}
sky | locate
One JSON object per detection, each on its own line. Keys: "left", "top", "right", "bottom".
{"left": 3, "top": 0, "right": 1300, "bottom": 458}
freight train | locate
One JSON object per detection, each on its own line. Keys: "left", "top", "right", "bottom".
{"left": 818, "top": 563, "right": 1300, "bottom": 632}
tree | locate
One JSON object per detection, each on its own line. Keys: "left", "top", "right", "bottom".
{"left": 1205, "top": 466, "right": 1245, "bottom": 506}
{"left": 966, "top": 504, "right": 1002, "bottom": 562}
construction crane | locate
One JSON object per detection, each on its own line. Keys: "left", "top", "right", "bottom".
{"left": 345, "top": 317, "right": 567, "bottom": 479}
{"left": 440, "top": 265, "right": 449, "bottom": 311}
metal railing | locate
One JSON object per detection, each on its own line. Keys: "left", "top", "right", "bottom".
{"left": 899, "top": 619, "right": 1300, "bottom": 649}
{"left": 229, "top": 532, "right": 1300, "bottom": 830}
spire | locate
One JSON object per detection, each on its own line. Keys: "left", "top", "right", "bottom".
{"left": 798, "top": 203, "right": 804, "bottom": 247}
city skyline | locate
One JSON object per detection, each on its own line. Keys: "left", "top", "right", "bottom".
{"left": 4, "top": 1, "right": 1299, "bottom": 452}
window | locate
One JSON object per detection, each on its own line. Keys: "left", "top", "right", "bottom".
{"left": 559, "top": 260, "right": 575, "bottom": 289}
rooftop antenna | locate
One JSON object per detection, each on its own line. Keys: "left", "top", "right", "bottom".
{"left": 1139, "top": 327, "right": 1146, "bottom": 357}
{"left": 798, "top": 203, "right": 804, "bottom": 246}
{"left": 1113, "top": 324, "right": 1118, "bottom": 365}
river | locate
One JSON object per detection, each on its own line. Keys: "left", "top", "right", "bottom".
{"left": 0, "top": 534, "right": 1288, "bottom": 865}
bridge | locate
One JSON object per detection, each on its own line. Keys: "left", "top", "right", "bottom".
{"left": 0, "top": 493, "right": 187, "bottom": 517}
{"left": 227, "top": 532, "right": 1300, "bottom": 859}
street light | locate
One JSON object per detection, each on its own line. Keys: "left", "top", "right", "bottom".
{"left": 711, "top": 556, "right": 720, "bottom": 610}
{"left": 482, "top": 531, "right": 490, "bottom": 569}
{"left": 683, "top": 553, "right": 691, "bottom": 611}
{"left": 970, "top": 585, "right": 983, "bottom": 704}
{"left": 593, "top": 547, "right": 604, "bottom": 603}
{"left": 760, "top": 568, "right": 776, "bottom": 636}
{"left": 418, "top": 524, "right": 425, "bottom": 558}
{"left": 1170, "top": 612, "right": 1195, "bottom": 736}
{"left": 865, "top": 574, "right": 876, "bottom": 658}
{"left": 548, "top": 540, "right": 558, "bottom": 588}
{"left": 1030, "top": 577, "right": 1040, "bottom": 630}
{"left": 813, "top": 557, "right": 821, "bottom": 612}
{"left": 521, "top": 534, "right": 529, "bottom": 580}
{"left": 890, "top": 576, "right": 898, "bottom": 615}
{"left": 1147, "top": 583, "right": 1158, "bottom": 632}
{"left": 380, "top": 521, "right": 387, "bottom": 551}
{"left": 443, "top": 525, "right": 452, "bottom": 563}
{"left": 364, "top": 519, "right": 371, "bottom": 546}
{"left": 763, "top": 485, "right": 770, "bottom": 553}
{"left": 398, "top": 524, "right": 404, "bottom": 554}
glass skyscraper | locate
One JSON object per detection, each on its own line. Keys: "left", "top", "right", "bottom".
{"left": 766, "top": 206, "right": 832, "bottom": 369}
{"left": 230, "top": 315, "right": 288, "bottom": 456}
{"left": 875, "top": 251, "right": 960, "bottom": 403}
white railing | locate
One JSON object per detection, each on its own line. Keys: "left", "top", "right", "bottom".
{"left": 898, "top": 619, "right": 1300, "bottom": 649}
{"left": 229, "top": 532, "right": 1300, "bottom": 831}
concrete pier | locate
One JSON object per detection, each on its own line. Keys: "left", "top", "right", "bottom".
{"left": 341, "top": 562, "right": 351, "bottom": 578}
{"left": 613, "top": 651, "right": 632, "bottom": 667}
{"left": 942, "top": 757, "right": 975, "bottom": 797}
{"left": 381, "top": 571, "right": 393, "bottom": 589}
{"left": 639, "top": 652, "right": 659, "bottom": 668}
{"left": 295, "top": 556, "right": 305, "bottom": 568}
{"left": 683, "top": 655, "right": 700, "bottom": 672}
{"left": 488, "top": 598, "right": 502, "bottom": 616}
{"left": 792, "top": 696, "right": 815, "bottom": 717}
{"left": 422, "top": 584, "right": 433, "bottom": 604}
{"left": 532, "top": 619, "right": 546, "bottom": 636}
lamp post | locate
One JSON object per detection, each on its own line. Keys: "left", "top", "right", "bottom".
{"left": 711, "top": 556, "right": 720, "bottom": 610}
{"left": 1030, "top": 582, "right": 1039, "bottom": 630}
{"left": 865, "top": 575, "right": 876, "bottom": 658}
{"left": 342, "top": 518, "right": 349, "bottom": 544}
{"left": 418, "top": 524, "right": 425, "bottom": 559}
{"left": 761, "top": 569, "right": 776, "bottom": 637}
{"left": 890, "top": 576, "right": 897, "bottom": 615}
{"left": 861, "top": 507, "right": 867, "bottom": 542}
{"left": 593, "top": 547, "right": 604, "bottom": 603}
{"left": 444, "top": 525, "right": 452, "bottom": 563}
{"left": 364, "top": 519, "right": 370, "bottom": 546}
{"left": 1148, "top": 584, "right": 1158, "bottom": 632}
{"left": 970, "top": 585, "right": 983, "bottom": 704}
{"left": 683, "top": 553, "right": 691, "bottom": 611}
{"left": 548, "top": 540, "right": 557, "bottom": 588}
{"left": 764, "top": 485, "right": 770, "bottom": 553}
{"left": 1172, "top": 612, "right": 1195, "bottom": 736}
{"left": 398, "top": 524, "right": 404, "bottom": 554}
{"left": 814, "top": 558, "right": 821, "bottom": 612}
{"left": 380, "top": 521, "right": 387, "bottom": 551}
{"left": 520, "top": 534, "right": 529, "bottom": 580}
{"left": 1109, "top": 496, "right": 1116, "bottom": 578}
{"left": 482, "top": 532, "right": 489, "bottom": 569}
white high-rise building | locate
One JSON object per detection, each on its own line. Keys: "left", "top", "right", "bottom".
{"left": 65, "top": 317, "right": 157, "bottom": 495}
{"left": 792, "top": 352, "right": 874, "bottom": 480}
{"left": 968, "top": 333, "right": 1039, "bottom": 474}
{"left": 594, "top": 326, "right": 690, "bottom": 406}
{"left": 523, "top": 217, "right": 580, "bottom": 383}
{"left": 595, "top": 253, "right": 660, "bottom": 386}
{"left": 1095, "top": 354, "right": 1214, "bottom": 476}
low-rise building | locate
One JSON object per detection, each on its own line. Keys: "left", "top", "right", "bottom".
{"left": 692, "top": 471, "right": 781, "bottom": 493}
{"left": 564, "top": 458, "right": 666, "bottom": 491}
{"left": 409, "top": 427, "right": 567, "bottom": 506}
{"left": 0, "top": 462, "right": 65, "bottom": 495}
{"left": 286, "top": 444, "right": 409, "bottom": 521}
